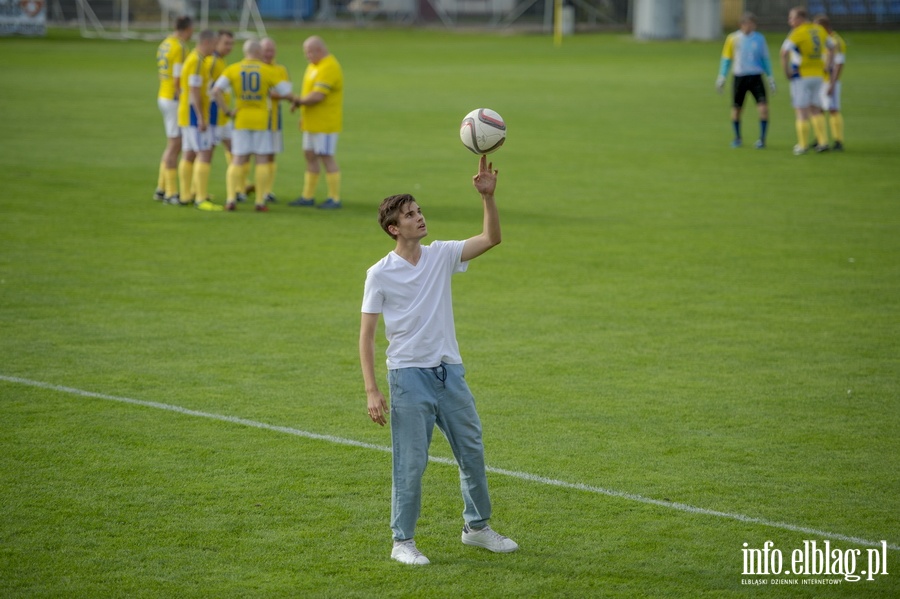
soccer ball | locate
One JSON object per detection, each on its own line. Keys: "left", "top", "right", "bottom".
{"left": 460, "top": 108, "right": 506, "bottom": 155}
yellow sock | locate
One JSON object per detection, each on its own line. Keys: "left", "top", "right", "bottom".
{"left": 811, "top": 114, "right": 828, "bottom": 146}
{"left": 227, "top": 164, "right": 242, "bottom": 203}
{"left": 157, "top": 162, "right": 166, "bottom": 191}
{"left": 194, "top": 161, "right": 211, "bottom": 204}
{"left": 326, "top": 171, "right": 341, "bottom": 202}
{"left": 254, "top": 163, "right": 274, "bottom": 206}
{"left": 225, "top": 150, "right": 233, "bottom": 168}
{"left": 829, "top": 113, "right": 844, "bottom": 142}
{"left": 165, "top": 168, "right": 178, "bottom": 198}
{"left": 178, "top": 159, "right": 194, "bottom": 202}
{"left": 242, "top": 162, "right": 251, "bottom": 194}
{"left": 795, "top": 120, "right": 810, "bottom": 149}
{"left": 302, "top": 172, "right": 320, "bottom": 199}
{"left": 269, "top": 161, "right": 278, "bottom": 196}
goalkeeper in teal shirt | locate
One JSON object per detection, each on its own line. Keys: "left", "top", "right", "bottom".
{"left": 716, "top": 12, "right": 776, "bottom": 149}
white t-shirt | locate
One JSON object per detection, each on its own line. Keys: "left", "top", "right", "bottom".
{"left": 362, "top": 240, "right": 469, "bottom": 370}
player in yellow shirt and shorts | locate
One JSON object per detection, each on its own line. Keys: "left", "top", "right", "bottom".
{"left": 814, "top": 14, "right": 846, "bottom": 151}
{"left": 176, "top": 29, "right": 220, "bottom": 211}
{"left": 212, "top": 39, "right": 294, "bottom": 212}
{"left": 155, "top": 16, "right": 192, "bottom": 202}
{"left": 780, "top": 6, "right": 831, "bottom": 155}
{"left": 261, "top": 37, "right": 291, "bottom": 205}
{"left": 205, "top": 30, "right": 236, "bottom": 193}
{"left": 290, "top": 36, "right": 344, "bottom": 210}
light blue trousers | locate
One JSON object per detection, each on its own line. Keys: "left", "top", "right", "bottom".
{"left": 388, "top": 363, "right": 492, "bottom": 541}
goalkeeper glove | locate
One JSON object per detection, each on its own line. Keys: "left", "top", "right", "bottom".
{"left": 716, "top": 75, "right": 726, "bottom": 94}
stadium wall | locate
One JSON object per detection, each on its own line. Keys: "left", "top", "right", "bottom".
{"left": 47, "top": 0, "right": 900, "bottom": 32}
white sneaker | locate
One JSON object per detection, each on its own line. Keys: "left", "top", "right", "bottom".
{"left": 793, "top": 144, "right": 808, "bottom": 156}
{"left": 461, "top": 524, "right": 519, "bottom": 553}
{"left": 391, "top": 539, "right": 430, "bottom": 565}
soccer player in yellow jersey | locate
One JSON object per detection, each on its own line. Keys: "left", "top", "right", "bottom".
{"left": 176, "top": 29, "right": 221, "bottom": 211}
{"left": 208, "top": 31, "right": 251, "bottom": 203}
{"left": 261, "top": 37, "right": 290, "bottom": 205}
{"left": 814, "top": 14, "right": 846, "bottom": 151}
{"left": 212, "top": 39, "right": 295, "bottom": 212}
{"left": 780, "top": 6, "right": 831, "bottom": 155}
{"left": 155, "top": 16, "right": 192, "bottom": 203}
{"left": 290, "top": 36, "right": 344, "bottom": 210}
{"left": 193, "top": 29, "right": 234, "bottom": 206}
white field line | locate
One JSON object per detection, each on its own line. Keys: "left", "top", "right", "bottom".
{"left": 2, "top": 374, "right": 897, "bottom": 552}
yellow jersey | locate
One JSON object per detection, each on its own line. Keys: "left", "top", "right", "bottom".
{"left": 215, "top": 59, "right": 291, "bottom": 131}
{"left": 783, "top": 22, "right": 828, "bottom": 79}
{"left": 824, "top": 31, "right": 846, "bottom": 82}
{"left": 157, "top": 34, "right": 188, "bottom": 100}
{"left": 268, "top": 63, "right": 290, "bottom": 132}
{"left": 300, "top": 53, "right": 343, "bottom": 133}
{"left": 178, "top": 50, "right": 209, "bottom": 127}
{"left": 205, "top": 52, "right": 231, "bottom": 127}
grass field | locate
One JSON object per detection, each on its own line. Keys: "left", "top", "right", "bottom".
{"left": 1, "top": 26, "right": 899, "bottom": 597}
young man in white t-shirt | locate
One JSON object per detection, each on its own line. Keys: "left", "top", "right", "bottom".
{"left": 359, "top": 156, "right": 518, "bottom": 566}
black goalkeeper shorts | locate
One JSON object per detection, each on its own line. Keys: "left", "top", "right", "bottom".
{"left": 733, "top": 74, "right": 767, "bottom": 108}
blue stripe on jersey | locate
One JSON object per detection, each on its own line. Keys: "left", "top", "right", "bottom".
{"left": 207, "top": 56, "right": 218, "bottom": 126}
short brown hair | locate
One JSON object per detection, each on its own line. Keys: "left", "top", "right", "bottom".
{"left": 175, "top": 16, "right": 192, "bottom": 31}
{"left": 378, "top": 194, "right": 416, "bottom": 239}
{"left": 814, "top": 14, "right": 831, "bottom": 28}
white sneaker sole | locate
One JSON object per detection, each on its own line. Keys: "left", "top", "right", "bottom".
{"left": 391, "top": 554, "right": 430, "bottom": 565}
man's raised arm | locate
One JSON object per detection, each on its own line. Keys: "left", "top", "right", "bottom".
{"left": 462, "top": 155, "right": 501, "bottom": 262}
